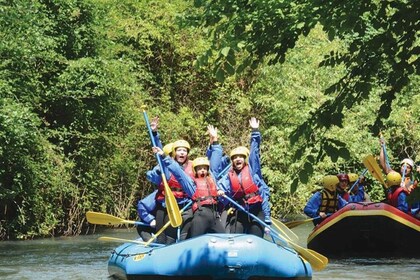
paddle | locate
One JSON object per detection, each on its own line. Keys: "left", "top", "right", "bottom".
{"left": 285, "top": 217, "right": 321, "bottom": 229}
{"left": 271, "top": 217, "right": 299, "bottom": 242}
{"left": 144, "top": 201, "right": 192, "bottom": 247}
{"left": 363, "top": 155, "right": 387, "bottom": 188}
{"left": 216, "top": 163, "right": 232, "bottom": 180}
{"left": 86, "top": 211, "right": 149, "bottom": 227}
{"left": 223, "top": 195, "right": 328, "bottom": 271}
{"left": 284, "top": 213, "right": 332, "bottom": 229}
{"left": 401, "top": 164, "right": 407, "bottom": 187}
{"left": 142, "top": 106, "right": 182, "bottom": 228}
{"left": 347, "top": 169, "right": 368, "bottom": 194}
{"left": 98, "top": 236, "right": 164, "bottom": 247}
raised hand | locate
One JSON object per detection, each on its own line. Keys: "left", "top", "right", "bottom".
{"left": 207, "top": 124, "right": 218, "bottom": 143}
{"left": 151, "top": 116, "right": 159, "bottom": 132}
{"left": 249, "top": 117, "right": 259, "bottom": 130}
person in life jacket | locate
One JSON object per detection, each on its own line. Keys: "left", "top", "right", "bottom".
{"left": 379, "top": 137, "right": 418, "bottom": 190}
{"left": 135, "top": 189, "right": 158, "bottom": 242}
{"left": 386, "top": 171, "right": 414, "bottom": 214}
{"left": 154, "top": 151, "right": 226, "bottom": 238}
{"left": 148, "top": 139, "right": 194, "bottom": 244}
{"left": 347, "top": 173, "right": 369, "bottom": 202}
{"left": 336, "top": 173, "right": 350, "bottom": 202}
{"left": 216, "top": 117, "right": 271, "bottom": 237}
{"left": 304, "top": 175, "right": 348, "bottom": 225}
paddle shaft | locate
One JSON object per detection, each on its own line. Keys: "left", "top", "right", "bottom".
{"left": 86, "top": 211, "right": 150, "bottom": 226}
{"left": 224, "top": 196, "right": 291, "bottom": 246}
{"left": 142, "top": 107, "right": 182, "bottom": 228}
{"left": 223, "top": 196, "right": 327, "bottom": 271}
{"left": 98, "top": 236, "right": 164, "bottom": 247}
{"left": 285, "top": 214, "right": 331, "bottom": 229}
{"left": 144, "top": 200, "right": 192, "bottom": 247}
{"left": 216, "top": 163, "right": 232, "bottom": 180}
{"left": 347, "top": 169, "right": 368, "bottom": 194}
{"left": 401, "top": 164, "right": 407, "bottom": 186}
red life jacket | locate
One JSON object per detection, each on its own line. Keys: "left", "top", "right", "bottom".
{"left": 192, "top": 176, "right": 218, "bottom": 212}
{"left": 337, "top": 189, "right": 350, "bottom": 202}
{"left": 156, "top": 160, "right": 194, "bottom": 201}
{"left": 228, "top": 165, "right": 262, "bottom": 205}
{"left": 388, "top": 186, "right": 409, "bottom": 209}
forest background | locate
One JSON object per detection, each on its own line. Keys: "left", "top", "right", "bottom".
{"left": 1, "top": 0, "right": 418, "bottom": 240}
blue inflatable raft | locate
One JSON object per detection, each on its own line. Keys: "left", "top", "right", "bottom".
{"left": 108, "top": 233, "right": 313, "bottom": 279}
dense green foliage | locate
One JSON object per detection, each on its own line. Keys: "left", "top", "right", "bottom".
{"left": 0, "top": 0, "right": 418, "bottom": 239}
{"left": 187, "top": 0, "right": 419, "bottom": 189}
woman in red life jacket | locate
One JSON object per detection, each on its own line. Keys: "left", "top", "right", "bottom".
{"left": 149, "top": 139, "right": 194, "bottom": 244}
{"left": 218, "top": 145, "right": 266, "bottom": 237}
{"left": 152, "top": 146, "right": 226, "bottom": 237}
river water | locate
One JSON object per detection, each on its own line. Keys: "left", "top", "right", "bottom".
{"left": 0, "top": 224, "right": 419, "bottom": 279}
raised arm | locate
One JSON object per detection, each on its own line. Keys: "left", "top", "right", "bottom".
{"left": 151, "top": 116, "right": 163, "bottom": 149}
{"left": 152, "top": 146, "right": 196, "bottom": 198}
{"left": 248, "top": 117, "right": 262, "bottom": 177}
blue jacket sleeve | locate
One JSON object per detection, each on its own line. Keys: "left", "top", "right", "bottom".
{"left": 398, "top": 192, "right": 409, "bottom": 213}
{"left": 249, "top": 130, "right": 262, "bottom": 178}
{"left": 162, "top": 156, "right": 196, "bottom": 198}
{"left": 146, "top": 165, "right": 162, "bottom": 186}
{"left": 337, "top": 195, "right": 348, "bottom": 209}
{"left": 349, "top": 185, "right": 365, "bottom": 203}
{"left": 259, "top": 178, "right": 271, "bottom": 222}
{"left": 304, "top": 192, "right": 322, "bottom": 218}
{"left": 153, "top": 132, "right": 163, "bottom": 149}
{"left": 137, "top": 190, "right": 157, "bottom": 223}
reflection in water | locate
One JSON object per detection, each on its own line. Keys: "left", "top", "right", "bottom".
{"left": 0, "top": 224, "right": 419, "bottom": 279}
{"left": 0, "top": 228, "right": 136, "bottom": 280}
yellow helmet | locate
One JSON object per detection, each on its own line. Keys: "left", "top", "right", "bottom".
{"left": 322, "top": 175, "right": 339, "bottom": 192}
{"left": 348, "top": 173, "right": 359, "bottom": 183}
{"left": 230, "top": 146, "right": 249, "bottom": 160}
{"left": 386, "top": 171, "right": 402, "bottom": 187}
{"left": 192, "top": 157, "right": 210, "bottom": 174}
{"left": 172, "top": 140, "right": 190, "bottom": 154}
{"left": 162, "top": 143, "right": 174, "bottom": 156}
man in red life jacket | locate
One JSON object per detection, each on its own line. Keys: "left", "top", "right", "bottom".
{"left": 386, "top": 171, "right": 413, "bottom": 214}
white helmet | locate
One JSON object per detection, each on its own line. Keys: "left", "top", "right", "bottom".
{"left": 400, "top": 158, "right": 414, "bottom": 168}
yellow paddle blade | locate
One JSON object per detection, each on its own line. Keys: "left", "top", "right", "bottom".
{"left": 289, "top": 241, "right": 328, "bottom": 271}
{"left": 86, "top": 211, "right": 136, "bottom": 226}
{"left": 162, "top": 174, "right": 182, "bottom": 228}
{"left": 271, "top": 218, "right": 299, "bottom": 242}
{"left": 307, "top": 248, "right": 328, "bottom": 266}
{"left": 284, "top": 218, "right": 314, "bottom": 229}
{"left": 363, "top": 155, "right": 387, "bottom": 187}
